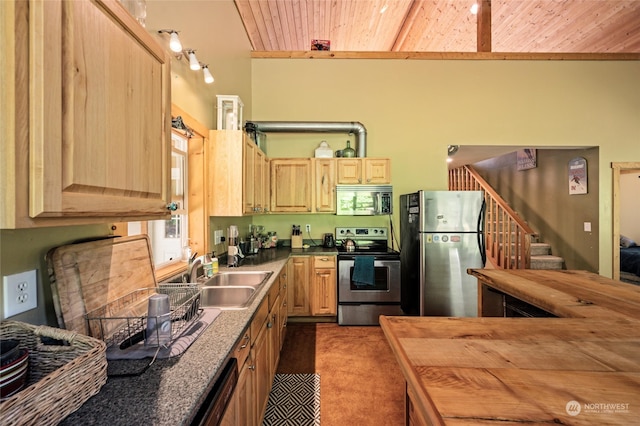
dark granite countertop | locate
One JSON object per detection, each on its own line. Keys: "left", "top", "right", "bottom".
{"left": 60, "top": 246, "right": 334, "bottom": 425}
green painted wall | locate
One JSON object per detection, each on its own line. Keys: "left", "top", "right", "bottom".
{"left": 0, "top": 225, "right": 111, "bottom": 324}
{"left": 250, "top": 59, "right": 640, "bottom": 277}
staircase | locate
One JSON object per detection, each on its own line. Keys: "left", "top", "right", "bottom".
{"left": 530, "top": 243, "right": 565, "bottom": 270}
{"left": 449, "top": 165, "right": 565, "bottom": 271}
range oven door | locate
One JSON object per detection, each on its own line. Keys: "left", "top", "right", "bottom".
{"left": 337, "top": 258, "right": 401, "bottom": 303}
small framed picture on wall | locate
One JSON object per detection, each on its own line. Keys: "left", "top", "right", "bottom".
{"left": 569, "top": 157, "right": 588, "bottom": 195}
{"left": 516, "top": 148, "right": 537, "bottom": 170}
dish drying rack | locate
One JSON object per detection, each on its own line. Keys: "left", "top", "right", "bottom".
{"left": 84, "top": 284, "right": 201, "bottom": 349}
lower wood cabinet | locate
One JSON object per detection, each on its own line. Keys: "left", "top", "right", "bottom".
{"left": 287, "top": 256, "right": 312, "bottom": 316}
{"left": 253, "top": 314, "right": 270, "bottom": 423}
{"left": 288, "top": 255, "right": 337, "bottom": 317}
{"left": 234, "top": 353, "right": 255, "bottom": 426}
{"left": 225, "top": 268, "right": 289, "bottom": 426}
{"left": 311, "top": 256, "right": 337, "bottom": 316}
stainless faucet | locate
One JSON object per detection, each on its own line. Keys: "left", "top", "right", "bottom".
{"left": 188, "top": 258, "right": 202, "bottom": 282}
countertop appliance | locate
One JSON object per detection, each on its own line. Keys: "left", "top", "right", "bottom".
{"left": 322, "top": 233, "right": 335, "bottom": 248}
{"left": 400, "top": 191, "right": 485, "bottom": 317}
{"left": 336, "top": 185, "right": 393, "bottom": 216}
{"left": 336, "top": 227, "right": 402, "bottom": 325}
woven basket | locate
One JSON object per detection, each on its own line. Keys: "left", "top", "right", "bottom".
{"left": 0, "top": 321, "right": 107, "bottom": 426}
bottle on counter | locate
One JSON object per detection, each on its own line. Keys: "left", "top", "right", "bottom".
{"left": 211, "top": 252, "right": 219, "bottom": 274}
{"left": 203, "top": 253, "right": 213, "bottom": 278}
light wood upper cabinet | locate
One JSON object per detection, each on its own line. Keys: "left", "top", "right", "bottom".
{"left": 337, "top": 158, "right": 391, "bottom": 184}
{"left": 2, "top": 0, "right": 172, "bottom": 228}
{"left": 270, "top": 159, "right": 312, "bottom": 213}
{"left": 254, "top": 149, "right": 269, "bottom": 213}
{"left": 313, "top": 159, "right": 336, "bottom": 213}
{"left": 208, "top": 131, "right": 268, "bottom": 216}
{"left": 364, "top": 158, "right": 392, "bottom": 184}
{"left": 336, "top": 159, "right": 363, "bottom": 184}
{"left": 243, "top": 140, "right": 256, "bottom": 214}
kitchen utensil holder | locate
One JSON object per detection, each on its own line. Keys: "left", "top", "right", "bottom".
{"left": 84, "top": 284, "right": 201, "bottom": 349}
{"left": 291, "top": 235, "right": 303, "bottom": 249}
{"left": 0, "top": 321, "right": 107, "bottom": 426}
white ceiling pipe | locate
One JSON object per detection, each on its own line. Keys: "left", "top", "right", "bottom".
{"left": 245, "top": 121, "right": 367, "bottom": 157}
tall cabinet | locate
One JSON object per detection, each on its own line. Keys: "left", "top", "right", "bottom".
{"left": 1, "top": 0, "right": 173, "bottom": 228}
{"left": 208, "top": 130, "right": 269, "bottom": 216}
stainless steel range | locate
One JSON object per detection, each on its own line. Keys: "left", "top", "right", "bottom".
{"left": 336, "top": 227, "right": 402, "bottom": 325}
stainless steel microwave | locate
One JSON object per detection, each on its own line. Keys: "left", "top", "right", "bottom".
{"left": 335, "top": 185, "right": 393, "bottom": 216}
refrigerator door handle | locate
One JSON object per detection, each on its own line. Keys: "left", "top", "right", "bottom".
{"left": 477, "top": 198, "right": 487, "bottom": 266}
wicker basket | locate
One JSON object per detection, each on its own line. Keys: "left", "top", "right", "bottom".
{"left": 0, "top": 321, "right": 107, "bottom": 426}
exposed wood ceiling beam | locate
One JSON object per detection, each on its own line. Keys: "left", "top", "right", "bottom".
{"left": 477, "top": 0, "right": 491, "bottom": 52}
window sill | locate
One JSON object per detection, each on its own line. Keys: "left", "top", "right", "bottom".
{"left": 155, "top": 261, "right": 188, "bottom": 283}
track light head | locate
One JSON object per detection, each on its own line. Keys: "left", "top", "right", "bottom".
{"left": 188, "top": 50, "right": 200, "bottom": 70}
{"left": 203, "top": 65, "right": 214, "bottom": 84}
{"left": 158, "top": 29, "right": 183, "bottom": 53}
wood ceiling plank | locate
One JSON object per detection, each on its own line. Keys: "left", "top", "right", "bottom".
{"left": 274, "top": 0, "right": 293, "bottom": 50}
{"left": 235, "top": 0, "right": 264, "bottom": 50}
{"left": 292, "top": 0, "right": 307, "bottom": 50}
{"left": 259, "top": 0, "right": 279, "bottom": 50}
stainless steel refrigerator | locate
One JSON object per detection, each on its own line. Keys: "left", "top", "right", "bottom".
{"left": 400, "top": 191, "right": 485, "bottom": 317}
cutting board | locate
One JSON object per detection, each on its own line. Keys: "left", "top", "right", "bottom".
{"left": 47, "top": 235, "right": 157, "bottom": 336}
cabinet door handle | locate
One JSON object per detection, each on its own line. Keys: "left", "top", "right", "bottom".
{"left": 249, "top": 364, "right": 256, "bottom": 371}
{"left": 238, "top": 334, "right": 250, "bottom": 350}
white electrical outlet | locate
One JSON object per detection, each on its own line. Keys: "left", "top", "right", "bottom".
{"left": 3, "top": 270, "right": 38, "bottom": 318}
{"left": 305, "top": 224, "right": 311, "bottom": 233}
{"left": 214, "top": 230, "right": 223, "bottom": 244}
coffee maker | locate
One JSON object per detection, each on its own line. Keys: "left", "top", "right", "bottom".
{"left": 323, "top": 233, "right": 335, "bottom": 248}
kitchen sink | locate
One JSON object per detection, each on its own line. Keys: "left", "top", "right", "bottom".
{"left": 200, "top": 286, "right": 258, "bottom": 310}
{"left": 201, "top": 271, "right": 272, "bottom": 288}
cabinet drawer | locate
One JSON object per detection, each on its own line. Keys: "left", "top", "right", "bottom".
{"left": 250, "top": 299, "right": 269, "bottom": 346}
{"left": 268, "top": 280, "right": 280, "bottom": 311}
{"left": 313, "top": 256, "right": 336, "bottom": 269}
{"left": 232, "top": 329, "right": 251, "bottom": 369}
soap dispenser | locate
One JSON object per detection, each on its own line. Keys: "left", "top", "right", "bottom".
{"left": 211, "top": 252, "right": 219, "bottom": 274}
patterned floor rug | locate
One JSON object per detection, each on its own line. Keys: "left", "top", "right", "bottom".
{"left": 262, "top": 373, "right": 321, "bottom": 426}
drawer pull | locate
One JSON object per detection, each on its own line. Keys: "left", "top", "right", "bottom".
{"left": 238, "top": 334, "right": 250, "bottom": 350}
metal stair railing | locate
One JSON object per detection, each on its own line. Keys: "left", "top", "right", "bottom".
{"left": 449, "top": 165, "right": 537, "bottom": 269}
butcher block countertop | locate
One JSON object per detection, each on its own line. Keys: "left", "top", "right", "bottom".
{"left": 468, "top": 269, "right": 640, "bottom": 320}
{"left": 380, "top": 315, "right": 640, "bottom": 425}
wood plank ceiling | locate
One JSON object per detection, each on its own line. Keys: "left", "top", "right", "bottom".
{"left": 235, "top": 0, "right": 640, "bottom": 53}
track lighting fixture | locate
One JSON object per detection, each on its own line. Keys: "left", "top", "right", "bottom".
{"left": 188, "top": 50, "right": 200, "bottom": 70}
{"left": 157, "top": 29, "right": 183, "bottom": 53}
{"left": 202, "top": 65, "right": 215, "bottom": 84}
{"left": 158, "top": 30, "right": 215, "bottom": 85}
